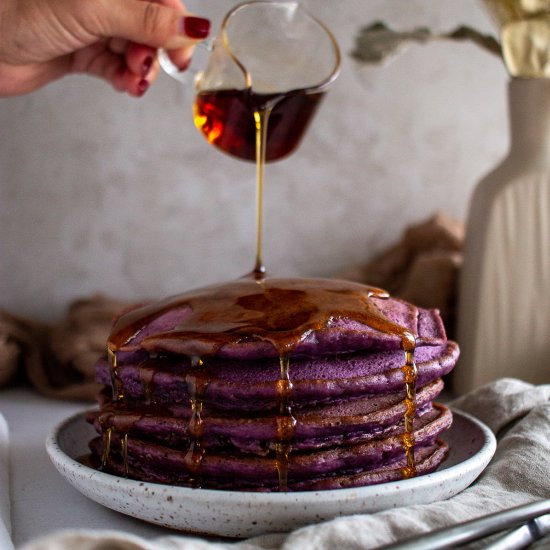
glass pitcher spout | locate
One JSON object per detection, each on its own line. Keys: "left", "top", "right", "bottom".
{"left": 208, "top": 0, "right": 341, "bottom": 95}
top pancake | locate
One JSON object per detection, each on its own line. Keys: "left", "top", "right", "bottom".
{"left": 108, "top": 277, "right": 447, "bottom": 359}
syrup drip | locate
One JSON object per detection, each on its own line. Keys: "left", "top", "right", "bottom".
{"left": 108, "top": 345, "right": 124, "bottom": 402}
{"left": 100, "top": 426, "right": 112, "bottom": 471}
{"left": 139, "top": 366, "right": 156, "bottom": 406}
{"left": 400, "top": 334, "right": 418, "bottom": 479}
{"left": 183, "top": 357, "right": 208, "bottom": 487}
{"left": 121, "top": 433, "right": 129, "bottom": 477}
{"left": 274, "top": 353, "right": 297, "bottom": 491}
{"left": 105, "top": 345, "right": 125, "bottom": 474}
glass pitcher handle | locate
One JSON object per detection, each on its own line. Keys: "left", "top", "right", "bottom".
{"left": 158, "top": 40, "right": 213, "bottom": 84}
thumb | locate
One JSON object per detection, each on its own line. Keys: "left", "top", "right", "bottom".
{"left": 98, "top": 0, "right": 210, "bottom": 50}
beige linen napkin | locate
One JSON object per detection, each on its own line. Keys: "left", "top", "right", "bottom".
{"left": 0, "top": 413, "right": 14, "bottom": 550}
{"left": 21, "top": 378, "right": 550, "bottom": 550}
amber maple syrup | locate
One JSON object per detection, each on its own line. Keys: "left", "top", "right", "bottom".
{"left": 193, "top": 88, "right": 325, "bottom": 162}
{"left": 184, "top": 356, "right": 208, "bottom": 487}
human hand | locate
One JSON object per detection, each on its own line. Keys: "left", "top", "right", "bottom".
{"left": 0, "top": 0, "right": 210, "bottom": 97}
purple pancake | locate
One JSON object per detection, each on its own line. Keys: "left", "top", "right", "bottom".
{"left": 88, "top": 276, "right": 459, "bottom": 492}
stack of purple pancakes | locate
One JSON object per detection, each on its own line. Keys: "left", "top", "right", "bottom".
{"left": 87, "top": 276, "right": 459, "bottom": 492}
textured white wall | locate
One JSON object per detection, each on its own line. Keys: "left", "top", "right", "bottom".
{"left": 0, "top": 0, "right": 508, "bottom": 321}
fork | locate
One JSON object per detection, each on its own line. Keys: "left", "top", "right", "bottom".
{"left": 380, "top": 499, "right": 550, "bottom": 549}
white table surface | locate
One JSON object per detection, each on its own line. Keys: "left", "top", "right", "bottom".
{"left": 0, "top": 387, "right": 185, "bottom": 548}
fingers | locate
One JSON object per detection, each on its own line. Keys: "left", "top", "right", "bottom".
{"left": 105, "top": 39, "right": 158, "bottom": 80}
{"left": 150, "top": 0, "right": 196, "bottom": 70}
{"left": 98, "top": 0, "right": 209, "bottom": 84}
{"left": 123, "top": 42, "right": 162, "bottom": 96}
{"left": 125, "top": 42, "right": 157, "bottom": 79}
{"left": 98, "top": 0, "right": 210, "bottom": 50}
{"left": 70, "top": 41, "right": 153, "bottom": 97}
{"left": 112, "top": 65, "right": 152, "bottom": 97}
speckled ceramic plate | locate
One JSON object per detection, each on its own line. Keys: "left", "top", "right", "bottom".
{"left": 46, "top": 409, "right": 496, "bottom": 538}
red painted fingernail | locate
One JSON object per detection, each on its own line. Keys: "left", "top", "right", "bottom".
{"left": 137, "top": 79, "right": 149, "bottom": 96}
{"left": 181, "top": 16, "right": 210, "bottom": 39}
{"left": 141, "top": 56, "right": 153, "bottom": 77}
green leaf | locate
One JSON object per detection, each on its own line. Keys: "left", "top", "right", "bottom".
{"left": 351, "top": 21, "right": 502, "bottom": 65}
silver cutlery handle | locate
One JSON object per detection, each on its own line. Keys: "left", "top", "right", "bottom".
{"left": 382, "top": 500, "right": 550, "bottom": 550}
{"left": 485, "top": 513, "right": 550, "bottom": 550}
